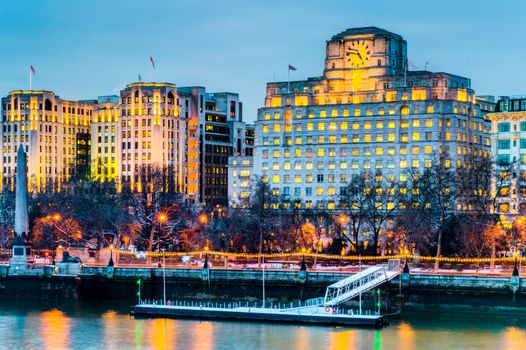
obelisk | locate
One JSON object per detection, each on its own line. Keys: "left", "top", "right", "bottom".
{"left": 9, "top": 145, "right": 31, "bottom": 271}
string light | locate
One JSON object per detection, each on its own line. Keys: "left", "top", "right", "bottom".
{"left": 111, "top": 248, "right": 523, "bottom": 264}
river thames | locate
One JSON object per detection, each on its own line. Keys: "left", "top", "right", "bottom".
{"left": 1, "top": 301, "right": 525, "bottom": 350}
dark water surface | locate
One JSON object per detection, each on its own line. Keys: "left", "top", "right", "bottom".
{"left": 0, "top": 301, "right": 525, "bottom": 350}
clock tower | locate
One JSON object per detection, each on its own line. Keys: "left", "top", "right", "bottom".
{"left": 323, "top": 27, "right": 407, "bottom": 92}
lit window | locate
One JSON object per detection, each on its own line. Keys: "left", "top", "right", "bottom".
{"left": 413, "top": 119, "right": 420, "bottom": 127}
{"left": 400, "top": 160, "right": 407, "bottom": 168}
{"left": 424, "top": 146, "right": 432, "bottom": 154}
{"left": 412, "top": 146, "right": 420, "bottom": 155}
{"left": 388, "top": 120, "right": 396, "bottom": 128}
{"left": 388, "top": 133, "right": 395, "bottom": 142}
{"left": 412, "top": 159, "right": 420, "bottom": 168}
{"left": 317, "top": 148, "right": 325, "bottom": 157}
{"left": 320, "top": 110, "right": 327, "bottom": 118}
{"left": 273, "top": 124, "right": 280, "bottom": 132}
{"left": 376, "top": 134, "right": 383, "bottom": 142}
{"left": 273, "top": 150, "right": 280, "bottom": 157}
{"left": 352, "top": 122, "right": 359, "bottom": 130}
{"left": 412, "top": 132, "right": 420, "bottom": 141}
{"left": 329, "top": 122, "right": 337, "bottom": 130}
{"left": 376, "top": 121, "right": 383, "bottom": 129}
{"left": 364, "top": 122, "right": 371, "bottom": 130}
{"left": 354, "top": 108, "right": 361, "bottom": 116}
{"left": 364, "top": 134, "right": 371, "bottom": 142}
{"left": 263, "top": 125, "right": 269, "bottom": 133}
{"left": 341, "top": 122, "right": 348, "bottom": 130}
{"left": 376, "top": 147, "right": 383, "bottom": 155}
{"left": 318, "top": 122, "right": 325, "bottom": 131}
{"left": 340, "top": 162, "right": 347, "bottom": 169}
{"left": 272, "top": 175, "right": 280, "bottom": 183}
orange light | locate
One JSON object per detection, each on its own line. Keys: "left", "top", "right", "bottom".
{"left": 199, "top": 213, "right": 208, "bottom": 225}
{"left": 158, "top": 213, "right": 168, "bottom": 223}
{"left": 339, "top": 214, "right": 347, "bottom": 224}
{"left": 109, "top": 244, "right": 114, "bottom": 250}
{"left": 53, "top": 214, "right": 62, "bottom": 221}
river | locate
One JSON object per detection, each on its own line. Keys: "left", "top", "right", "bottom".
{"left": 1, "top": 301, "right": 525, "bottom": 350}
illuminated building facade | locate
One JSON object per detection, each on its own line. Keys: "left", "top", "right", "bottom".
{"left": 119, "top": 82, "right": 190, "bottom": 196}
{"left": 227, "top": 124, "right": 255, "bottom": 207}
{"left": 254, "top": 27, "right": 491, "bottom": 210}
{"left": 489, "top": 96, "right": 526, "bottom": 215}
{"left": 90, "top": 95, "right": 119, "bottom": 182}
{"left": 176, "top": 88, "right": 248, "bottom": 206}
{"left": 1, "top": 90, "right": 93, "bottom": 190}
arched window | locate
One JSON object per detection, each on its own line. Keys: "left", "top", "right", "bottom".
{"left": 400, "top": 106, "right": 409, "bottom": 115}
{"left": 44, "top": 98, "right": 52, "bottom": 111}
{"left": 167, "top": 91, "right": 175, "bottom": 105}
{"left": 134, "top": 90, "right": 139, "bottom": 103}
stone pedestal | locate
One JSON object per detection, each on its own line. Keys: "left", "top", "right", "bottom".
{"left": 9, "top": 238, "right": 31, "bottom": 272}
{"left": 56, "top": 262, "right": 82, "bottom": 275}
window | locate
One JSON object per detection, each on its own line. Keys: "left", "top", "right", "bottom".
{"left": 520, "top": 139, "right": 526, "bottom": 149}
{"left": 498, "top": 123, "right": 510, "bottom": 133}
{"left": 498, "top": 140, "right": 510, "bottom": 150}
{"left": 521, "top": 122, "right": 526, "bottom": 132}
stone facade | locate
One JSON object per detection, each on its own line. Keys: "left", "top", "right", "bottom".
{"left": 254, "top": 27, "right": 491, "bottom": 210}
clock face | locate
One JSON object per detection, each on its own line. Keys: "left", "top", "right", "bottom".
{"left": 346, "top": 40, "right": 371, "bottom": 68}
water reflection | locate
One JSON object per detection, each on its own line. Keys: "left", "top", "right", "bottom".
{"left": 397, "top": 321, "right": 414, "bottom": 350}
{"left": 2, "top": 303, "right": 526, "bottom": 350}
{"left": 39, "top": 309, "right": 71, "bottom": 350}
{"left": 192, "top": 321, "right": 214, "bottom": 350}
{"left": 325, "top": 328, "right": 358, "bottom": 350}
{"left": 504, "top": 327, "right": 526, "bottom": 350}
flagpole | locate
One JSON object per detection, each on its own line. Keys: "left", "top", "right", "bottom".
{"left": 288, "top": 66, "right": 291, "bottom": 93}
{"left": 29, "top": 68, "right": 32, "bottom": 91}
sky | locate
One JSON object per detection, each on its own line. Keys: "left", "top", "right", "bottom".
{"left": 1, "top": 0, "right": 525, "bottom": 123}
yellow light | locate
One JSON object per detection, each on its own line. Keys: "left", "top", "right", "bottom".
{"left": 158, "top": 213, "right": 168, "bottom": 223}
{"left": 199, "top": 213, "right": 208, "bottom": 225}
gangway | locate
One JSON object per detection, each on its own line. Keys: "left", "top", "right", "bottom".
{"left": 323, "top": 259, "right": 400, "bottom": 307}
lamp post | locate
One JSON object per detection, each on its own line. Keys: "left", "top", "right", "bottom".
{"left": 157, "top": 213, "right": 168, "bottom": 268}
{"left": 108, "top": 244, "right": 114, "bottom": 267}
{"left": 161, "top": 248, "right": 166, "bottom": 305}
{"left": 299, "top": 247, "right": 307, "bottom": 284}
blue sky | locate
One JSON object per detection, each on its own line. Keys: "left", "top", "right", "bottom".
{"left": 1, "top": 0, "right": 525, "bottom": 122}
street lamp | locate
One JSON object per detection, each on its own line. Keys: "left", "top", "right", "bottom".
{"left": 199, "top": 213, "right": 209, "bottom": 225}
{"left": 108, "top": 244, "right": 114, "bottom": 267}
{"left": 161, "top": 248, "right": 166, "bottom": 305}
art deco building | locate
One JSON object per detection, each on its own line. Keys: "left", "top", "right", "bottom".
{"left": 118, "top": 82, "right": 192, "bottom": 197}
{"left": 488, "top": 96, "right": 526, "bottom": 215}
{"left": 254, "top": 27, "right": 491, "bottom": 210}
{"left": 1, "top": 90, "right": 94, "bottom": 190}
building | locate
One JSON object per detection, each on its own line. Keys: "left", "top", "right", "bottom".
{"left": 90, "top": 95, "right": 120, "bottom": 182}
{"left": 488, "top": 96, "right": 526, "bottom": 215}
{"left": 175, "top": 88, "right": 247, "bottom": 206}
{"left": 227, "top": 156, "right": 253, "bottom": 207}
{"left": 254, "top": 27, "right": 491, "bottom": 210}
{"left": 0, "top": 82, "right": 250, "bottom": 207}
{"left": 227, "top": 123, "right": 255, "bottom": 207}
{"left": 1, "top": 90, "right": 94, "bottom": 190}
